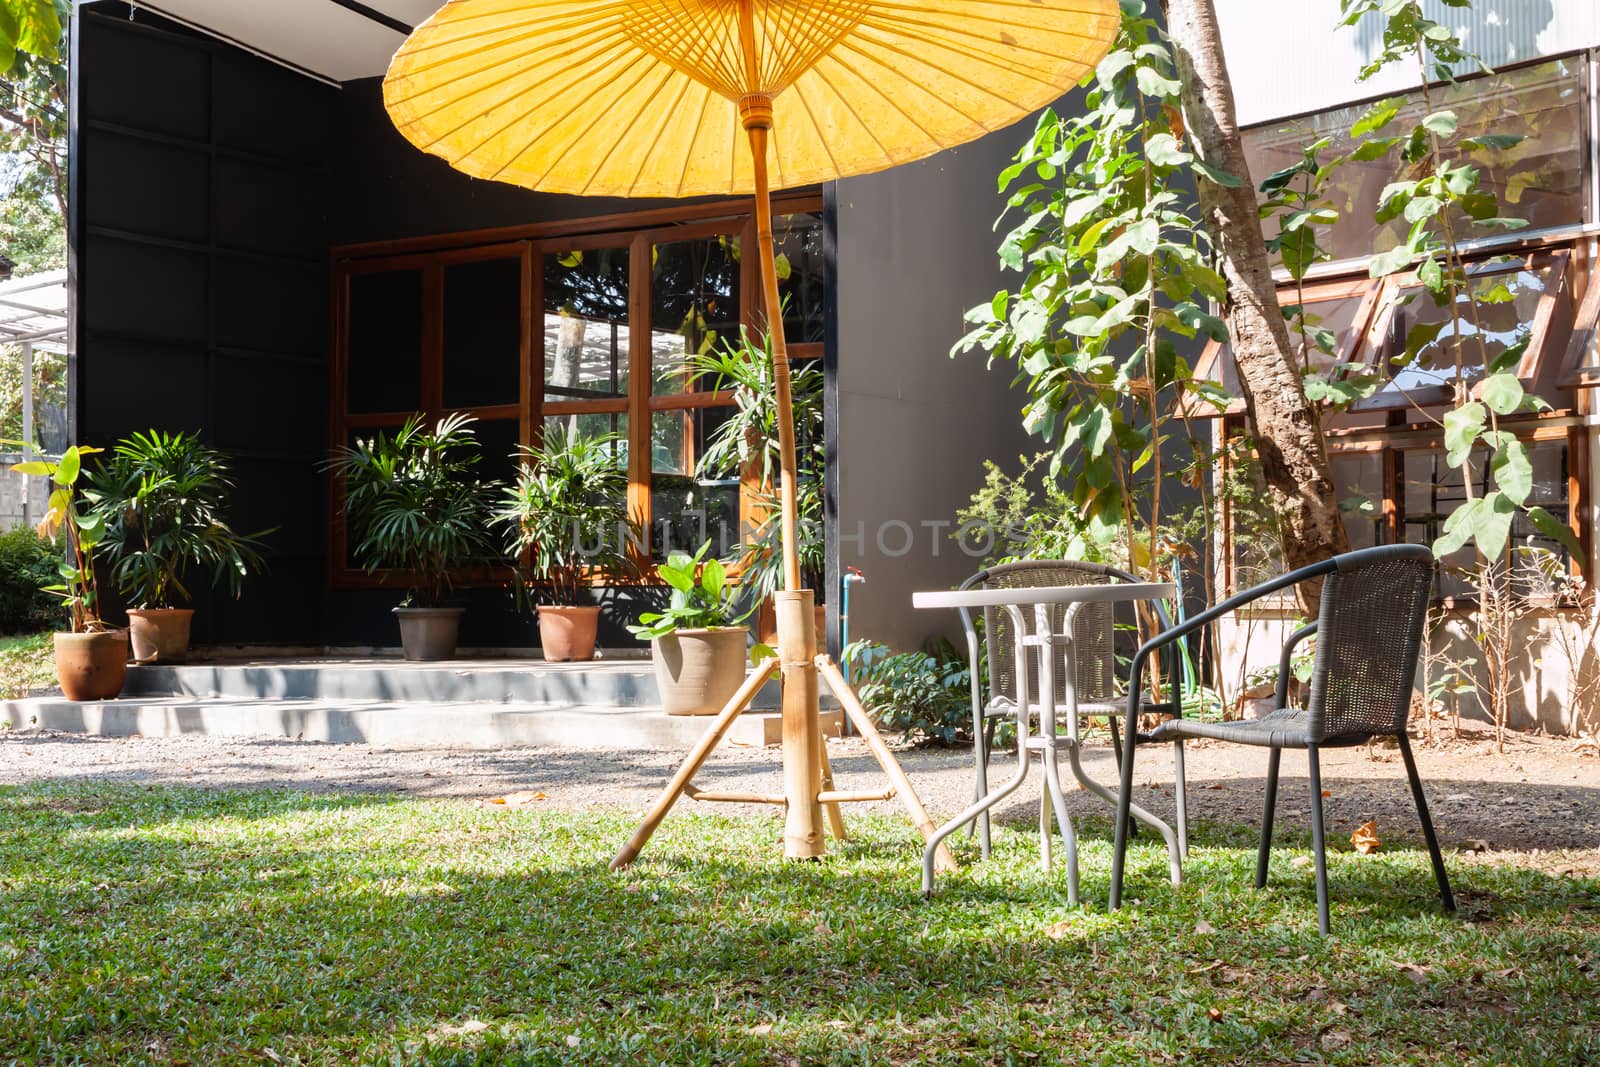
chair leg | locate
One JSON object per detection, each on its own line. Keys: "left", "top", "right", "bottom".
{"left": 1306, "top": 744, "right": 1331, "bottom": 936}
{"left": 1108, "top": 713, "right": 1123, "bottom": 771}
{"left": 1398, "top": 734, "right": 1455, "bottom": 913}
{"left": 1256, "top": 746, "right": 1282, "bottom": 889}
{"left": 1109, "top": 703, "right": 1139, "bottom": 911}
{"left": 1173, "top": 740, "right": 1188, "bottom": 861}
{"left": 971, "top": 716, "right": 997, "bottom": 858}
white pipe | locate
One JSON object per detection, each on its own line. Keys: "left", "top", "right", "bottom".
{"left": 20, "top": 341, "right": 33, "bottom": 529}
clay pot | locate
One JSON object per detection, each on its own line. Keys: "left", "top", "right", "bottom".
{"left": 393, "top": 607, "right": 464, "bottom": 661}
{"left": 126, "top": 608, "right": 194, "bottom": 664}
{"left": 652, "top": 627, "right": 749, "bottom": 715}
{"left": 54, "top": 630, "right": 129, "bottom": 701}
{"left": 538, "top": 604, "right": 601, "bottom": 662}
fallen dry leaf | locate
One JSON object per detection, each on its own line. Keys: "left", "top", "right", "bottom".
{"left": 1321, "top": 1029, "right": 1352, "bottom": 1051}
{"left": 1351, "top": 820, "right": 1381, "bottom": 855}
{"left": 1206, "top": 1006, "right": 1223, "bottom": 1022}
{"left": 1193, "top": 919, "right": 1217, "bottom": 936}
{"left": 1290, "top": 855, "right": 1313, "bottom": 870}
{"left": 1044, "top": 919, "right": 1074, "bottom": 939}
{"left": 747, "top": 1023, "right": 774, "bottom": 1036}
{"left": 485, "top": 791, "right": 549, "bottom": 807}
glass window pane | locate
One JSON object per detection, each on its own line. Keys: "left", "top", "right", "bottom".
{"left": 651, "top": 406, "right": 740, "bottom": 561}
{"left": 471, "top": 417, "right": 521, "bottom": 502}
{"left": 1243, "top": 58, "right": 1587, "bottom": 263}
{"left": 776, "top": 212, "right": 825, "bottom": 344}
{"left": 544, "top": 247, "right": 630, "bottom": 400}
{"left": 1208, "top": 289, "right": 1369, "bottom": 394}
{"left": 347, "top": 270, "right": 422, "bottom": 415}
{"left": 1370, "top": 258, "right": 1555, "bottom": 402}
{"left": 541, "top": 411, "right": 629, "bottom": 467}
{"left": 443, "top": 257, "right": 522, "bottom": 409}
{"left": 1330, "top": 452, "right": 1383, "bottom": 550}
{"left": 651, "top": 234, "right": 742, "bottom": 396}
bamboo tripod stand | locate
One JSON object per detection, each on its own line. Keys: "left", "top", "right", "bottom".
{"left": 610, "top": 94, "right": 955, "bottom": 872}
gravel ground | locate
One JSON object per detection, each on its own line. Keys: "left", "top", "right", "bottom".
{"left": 1, "top": 723, "right": 1596, "bottom": 875}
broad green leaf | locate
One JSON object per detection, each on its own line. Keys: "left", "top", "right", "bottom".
{"left": 1368, "top": 243, "right": 1415, "bottom": 278}
{"left": 1480, "top": 372, "right": 1524, "bottom": 415}
{"left": 10, "top": 460, "right": 51, "bottom": 476}
{"left": 1191, "top": 160, "right": 1243, "bottom": 188}
{"left": 55, "top": 447, "right": 79, "bottom": 487}
{"left": 1461, "top": 133, "right": 1523, "bottom": 151}
{"left": 1442, "top": 401, "right": 1485, "bottom": 466}
{"left": 1526, "top": 505, "right": 1584, "bottom": 561}
{"left": 1491, "top": 438, "right": 1533, "bottom": 505}
{"left": 1348, "top": 136, "right": 1401, "bottom": 162}
{"left": 1135, "top": 66, "right": 1181, "bottom": 98}
{"left": 700, "top": 557, "right": 726, "bottom": 598}
{"left": 1145, "top": 133, "right": 1190, "bottom": 167}
{"left": 1434, "top": 497, "right": 1481, "bottom": 557}
{"left": 1351, "top": 97, "right": 1403, "bottom": 137}
{"left": 1472, "top": 492, "right": 1517, "bottom": 561}
{"left": 1421, "top": 110, "right": 1458, "bottom": 137}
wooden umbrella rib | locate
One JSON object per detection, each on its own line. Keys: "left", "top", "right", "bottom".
{"left": 674, "top": 84, "right": 718, "bottom": 198}
{"left": 390, "top": 14, "right": 626, "bottom": 107}
{"left": 835, "top": 28, "right": 1039, "bottom": 116}
{"left": 438, "top": 42, "right": 642, "bottom": 173}
{"left": 578, "top": 65, "right": 683, "bottom": 196}
{"left": 400, "top": 26, "right": 628, "bottom": 143}
{"left": 812, "top": 48, "right": 943, "bottom": 146}
{"left": 395, "top": 9, "right": 622, "bottom": 70}
{"left": 796, "top": 58, "right": 896, "bottom": 170}
{"left": 785, "top": 77, "right": 842, "bottom": 180}
{"left": 624, "top": 74, "right": 698, "bottom": 197}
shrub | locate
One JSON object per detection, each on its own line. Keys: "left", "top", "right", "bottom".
{"left": 0, "top": 525, "right": 60, "bottom": 634}
{"left": 843, "top": 639, "right": 972, "bottom": 746}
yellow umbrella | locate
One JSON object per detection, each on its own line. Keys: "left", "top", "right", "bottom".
{"left": 385, "top": 0, "right": 1118, "bottom": 867}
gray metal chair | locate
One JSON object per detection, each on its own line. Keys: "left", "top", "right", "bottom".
{"left": 1108, "top": 544, "right": 1454, "bottom": 935}
{"left": 958, "top": 560, "right": 1187, "bottom": 860}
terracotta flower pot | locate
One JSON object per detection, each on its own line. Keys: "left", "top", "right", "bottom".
{"left": 126, "top": 608, "right": 195, "bottom": 664}
{"left": 538, "top": 604, "right": 601, "bottom": 662}
{"left": 393, "top": 607, "right": 464, "bottom": 661}
{"left": 53, "top": 630, "right": 129, "bottom": 701}
{"left": 652, "top": 627, "right": 749, "bottom": 715}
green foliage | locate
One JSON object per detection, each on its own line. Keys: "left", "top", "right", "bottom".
{"left": 842, "top": 638, "right": 971, "bottom": 746}
{"left": 954, "top": 453, "right": 1116, "bottom": 567}
{"left": 325, "top": 413, "right": 499, "bottom": 608}
{"left": 0, "top": 525, "right": 56, "bottom": 633}
{"left": 494, "top": 424, "right": 634, "bottom": 607}
{"left": 627, "top": 540, "right": 760, "bottom": 649}
{"left": 0, "top": 629, "right": 51, "bottom": 698}
{"left": 953, "top": 3, "right": 1221, "bottom": 578}
{"left": 1337, "top": 1, "right": 1565, "bottom": 566}
{"left": 8, "top": 443, "right": 107, "bottom": 632}
{"left": 683, "top": 326, "right": 826, "bottom": 600}
{"left": 85, "top": 430, "right": 268, "bottom": 609}
{"left": 0, "top": 0, "right": 60, "bottom": 73}
{"left": 0, "top": 342, "right": 64, "bottom": 449}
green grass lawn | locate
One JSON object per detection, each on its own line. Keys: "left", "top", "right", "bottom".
{"left": 0, "top": 784, "right": 1594, "bottom": 1065}
{"left": 0, "top": 632, "right": 53, "bottom": 702}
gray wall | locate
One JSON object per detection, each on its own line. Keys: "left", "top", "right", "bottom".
{"left": 833, "top": 133, "right": 1039, "bottom": 652}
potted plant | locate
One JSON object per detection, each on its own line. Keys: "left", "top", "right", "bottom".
{"left": 325, "top": 413, "right": 498, "bottom": 661}
{"left": 85, "top": 430, "right": 268, "bottom": 663}
{"left": 682, "top": 327, "right": 827, "bottom": 643}
{"left": 494, "top": 424, "right": 634, "bottom": 661}
{"left": 628, "top": 540, "right": 769, "bottom": 716}
{"left": 10, "top": 445, "right": 128, "bottom": 700}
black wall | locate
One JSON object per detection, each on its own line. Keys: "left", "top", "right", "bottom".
{"left": 72, "top": 4, "right": 334, "bottom": 644}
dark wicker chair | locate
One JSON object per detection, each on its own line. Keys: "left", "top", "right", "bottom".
{"left": 1107, "top": 544, "right": 1455, "bottom": 935}
{"left": 958, "top": 560, "right": 1187, "bottom": 860}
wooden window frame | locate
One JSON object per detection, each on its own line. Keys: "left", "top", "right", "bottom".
{"left": 328, "top": 195, "right": 825, "bottom": 590}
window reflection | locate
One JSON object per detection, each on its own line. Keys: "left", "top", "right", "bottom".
{"left": 1243, "top": 58, "right": 1586, "bottom": 263}
{"left": 652, "top": 234, "right": 742, "bottom": 396}
{"left": 544, "top": 248, "right": 630, "bottom": 400}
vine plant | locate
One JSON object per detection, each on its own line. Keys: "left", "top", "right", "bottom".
{"left": 1336, "top": 0, "right": 1585, "bottom": 745}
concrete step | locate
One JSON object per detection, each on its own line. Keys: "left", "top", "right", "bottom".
{"left": 119, "top": 658, "right": 810, "bottom": 709}
{"left": 1, "top": 696, "right": 845, "bottom": 750}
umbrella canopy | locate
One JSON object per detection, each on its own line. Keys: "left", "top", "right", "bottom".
{"left": 384, "top": 0, "right": 1119, "bottom": 198}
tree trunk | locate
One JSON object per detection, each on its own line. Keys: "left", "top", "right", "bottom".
{"left": 1163, "top": 0, "right": 1349, "bottom": 616}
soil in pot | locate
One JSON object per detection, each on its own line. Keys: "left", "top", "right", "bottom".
{"left": 394, "top": 607, "right": 464, "bottom": 661}
{"left": 54, "top": 630, "right": 129, "bottom": 701}
{"left": 538, "top": 605, "right": 600, "bottom": 662}
{"left": 652, "top": 627, "right": 750, "bottom": 715}
{"left": 126, "top": 608, "right": 194, "bottom": 664}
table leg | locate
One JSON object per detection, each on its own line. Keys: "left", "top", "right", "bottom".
{"left": 1037, "top": 602, "right": 1080, "bottom": 907}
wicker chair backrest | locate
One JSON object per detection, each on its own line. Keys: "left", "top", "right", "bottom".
{"left": 973, "top": 560, "right": 1119, "bottom": 709}
{"left": 1307, "top": 548, "right": 1434, "bottom": 741}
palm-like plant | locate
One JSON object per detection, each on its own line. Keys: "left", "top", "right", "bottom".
{"left": 494, "top": 424, "right": 635, "bottom": 605}
{"left": 325, "top": 413, "right": 498, "bottom": 608}
{"left": 681, "top": 326, "right": 825, "bottom": 604}
{"left": 86, "top": 430, "right": 267, "bottom": 609}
